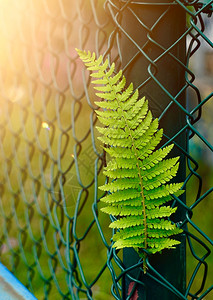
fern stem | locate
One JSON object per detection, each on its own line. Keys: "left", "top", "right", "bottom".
{"left": 102, "top": 72, "right": 148, "bottom": 273}
{"left": 123, "top": 120, "right": 148, "bottom": 274}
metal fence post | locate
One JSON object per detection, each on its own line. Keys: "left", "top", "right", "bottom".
{"left": 117, "top": 1, "right": 187, "bottom": 299}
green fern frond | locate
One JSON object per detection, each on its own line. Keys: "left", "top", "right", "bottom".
{"left": 77, "top": 49, "right": 184, "bottom": 273}
{"left": 113, "top": 225, "right": 181, "bottom": 241}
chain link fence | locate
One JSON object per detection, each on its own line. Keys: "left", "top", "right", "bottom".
{"left": 0, "top": 0, "right": 212, "bottom": 299}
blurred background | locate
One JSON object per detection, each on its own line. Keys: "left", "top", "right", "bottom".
{"left": 0, "top": 0, "right": 212, "bottom": 299}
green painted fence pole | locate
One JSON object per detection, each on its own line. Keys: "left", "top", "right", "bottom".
{"left": 117, "top": 1, "right": 187, "bottom": 299}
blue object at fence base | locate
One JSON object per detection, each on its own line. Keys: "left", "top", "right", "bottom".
{"left": 0, "top": 263, "right": 37, "bottom": 300}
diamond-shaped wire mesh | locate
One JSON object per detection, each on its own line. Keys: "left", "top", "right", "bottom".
{"left": 0, "top": 0, "right": 212, "bottom": 299}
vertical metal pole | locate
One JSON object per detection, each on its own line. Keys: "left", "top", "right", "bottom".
{"left": 118, "top": 1, "right": 187, "bottom": 299}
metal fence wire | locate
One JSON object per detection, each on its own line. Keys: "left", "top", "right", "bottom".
{"left": 0, "top": 0, "right": 212, "bottom": 299}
